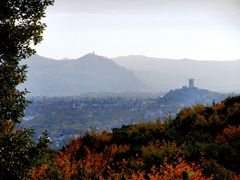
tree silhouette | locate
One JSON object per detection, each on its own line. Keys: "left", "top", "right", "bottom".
{"left": 0, "top": 0, "right": 54, "bottom": 123}
{"left": 0, "top": 0, "right": 54, "bottom": 179}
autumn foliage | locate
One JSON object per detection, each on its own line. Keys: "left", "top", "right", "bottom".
{"left": 32, "top": 96, "right": 240, "bottom": 179}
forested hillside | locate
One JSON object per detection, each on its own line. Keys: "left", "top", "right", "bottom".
{"left": 32, "top": 95, "right": 240, "bottom": 179}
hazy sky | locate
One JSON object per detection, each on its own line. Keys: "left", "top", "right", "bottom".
{"left": 36, "top": 0, "right": 240, "bottom": 60}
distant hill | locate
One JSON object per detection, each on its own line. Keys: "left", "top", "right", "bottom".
{"left": 21, "top": 53, "right": 147, "bottom": 96}
{"left": 21, "top": 54, "right": 240, "bottom": 96}
{"left": 159, "top": 86, "right": 227, "bottom": 106}
{"left": 113, "top": 55, "right": 240, "bottom": 93}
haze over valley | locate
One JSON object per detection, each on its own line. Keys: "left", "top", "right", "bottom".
{"left": 21, "top": 53, "right": 238, "bottom": 148}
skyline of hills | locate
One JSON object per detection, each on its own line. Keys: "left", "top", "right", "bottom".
{"left": 21, "top": 53, "right": 147, "bottom": 96}
{"left": 21, "top": 53, "right": 240, "bottom": 96}
{"left": 113, "top": 55, "right": 240, "bottom": 93}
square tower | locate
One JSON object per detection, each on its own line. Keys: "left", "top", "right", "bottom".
{"left": 189, "top": 79, "right": 194, "bottom": 88}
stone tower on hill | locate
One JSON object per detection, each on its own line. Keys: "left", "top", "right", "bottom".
{"left": 189, "top": 79, "right": 194, "bottom": 88}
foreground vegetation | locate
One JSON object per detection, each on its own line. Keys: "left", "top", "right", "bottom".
{"left": 0, "top": 0, "right": 53, "bottom": 179}
{"left": 30, "top": 95, "right": 240, "bottom": 179}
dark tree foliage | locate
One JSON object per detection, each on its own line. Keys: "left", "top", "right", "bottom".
{"left": 0, "top": 0, "right": 54, "bottom": 123}
{"left": 0, "top": 0, "right": 54, "bottom": 179}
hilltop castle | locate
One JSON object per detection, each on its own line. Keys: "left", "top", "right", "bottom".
{"left": 182, "top": 79, "right": 195, "bottom": 89}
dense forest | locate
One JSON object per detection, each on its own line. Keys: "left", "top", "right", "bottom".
{"left": 30, "top": 95, "right": 240, "bottom": 179}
